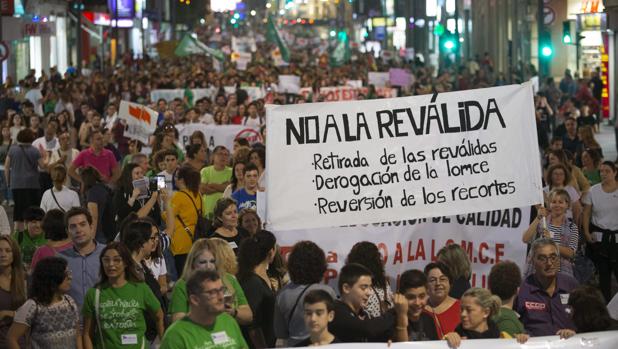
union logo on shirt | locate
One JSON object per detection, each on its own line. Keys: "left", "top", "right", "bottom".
{"left": 525, "top": 301, "right": 546, "bottom": 311}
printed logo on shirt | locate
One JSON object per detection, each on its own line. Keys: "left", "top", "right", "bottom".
{"left": 524, "top": 301, "right": 546, "bottom": 311}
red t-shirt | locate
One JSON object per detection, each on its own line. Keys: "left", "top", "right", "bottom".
{"left": 424, "top": 299, "right": 461, "bottom": 338}
{"left": 73, "top": 148, "right": 118, "bottom": 181}
{"left": 230, "top": 115, "right": 243, "bottom": 125}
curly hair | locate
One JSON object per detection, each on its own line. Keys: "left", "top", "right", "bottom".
{"left": 346, "top": 241, "right": 387, "bottom": 288}
{"left": 569, "top": 285, "right": 617, "bottom": 332}
{"left": 488, "top": 261, "right": 521, "bottom": 302}
{"left": 288, "top": 241, "right": 327, "bottom": 285}
{"left": 237, "top": 230, "right": 276, "bottom": 281}
{"left": 29, "top": 256, "right": 68, "bottom": 305}
{"left": 545, "top": 163, "right": 572, "bottom": 188}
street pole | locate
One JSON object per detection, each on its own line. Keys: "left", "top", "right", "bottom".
{"left": 537, "top": 0, "right": 549, "bottom": 79}
{"left": 0, "top": 12, "right": 4, "bottom": 84}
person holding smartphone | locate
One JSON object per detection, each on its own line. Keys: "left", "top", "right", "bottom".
{"left": 113, "top": 163, "right": 166, "bottom": 227}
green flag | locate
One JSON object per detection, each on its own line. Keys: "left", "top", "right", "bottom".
{"left": 330, "top": 31, "right": 350, "bottom": 67}
{"left": 175, "top": 34, "right": 226, "bottom": 62}
{"left": 266, "top": 16, "right": 290, "bottom": 62}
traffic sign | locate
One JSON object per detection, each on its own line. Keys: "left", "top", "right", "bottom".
{"left": 0, "top": 42, "right": 9, "bottom": 62}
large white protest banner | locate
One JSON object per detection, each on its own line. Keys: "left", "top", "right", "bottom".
{"left": 273, "top": 207, "right": 529, "bottom": 290}
{"left": 266, "top": 83, "right": 543, "bottom": 231}
{"left": 176, "top": 124, "right": 261, "bottom": 152}
{"left": 118, "top": 101, "right": 158, "bottom": 144}
{"left": 279, "top": 332, "right": 618, "bottom": 349}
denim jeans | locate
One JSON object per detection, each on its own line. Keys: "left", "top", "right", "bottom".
{"left": 0, "top": 170, "right": 12, "bottom": 201}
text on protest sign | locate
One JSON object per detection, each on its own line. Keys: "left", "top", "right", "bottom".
{"left": 118, "top": 101, "right": 158, "bottom": 144}
{"left": 176, "top": 124, "right": 261, "bottom": 152}
{"left": 266, "top": 83, "right": 543, "bottom": 231}
{"left": 273, "top": 207, "right": 529, "bottom": 290}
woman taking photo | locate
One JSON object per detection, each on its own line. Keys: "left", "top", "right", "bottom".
{"left": 4, "top": 129, "right": 48, "bottom": 231}
{"left": 113, "top": 163, "right": 162, "bottom": 225}
{"left": 443, "top": 288, "right": 528, "bottom": 348}
{"left": 543, "top": 163, "right": 581, "bottom": 223}
{"left": 238, "top": 230, "right": 277, "bottom": 348}
{"left": 82, "top": 242, "right": 164, "bottom": 349}
{"left": 0, "top": 236, "right": 26, "bottom": 348}
{"left": 582, "top": 161, "right": 618, "bottom": 303}
{"left": 166, "top": 165, "right": 203, "bottom": 273}
{"left": 8, "top": 256, "right": 80, "bottom": 349}
{"left": 169, "top": 238, "right": 251, "bottom": 324}
{"left": 209, "top": 198, "right": 249, "bottom": 254}
{"left": 523, "top": 189, "right": 579, "bottom": 277}
{"left": 423, "top": 262, "right": 461, "bottom": 338}
{"left": 347, "top": 241, "right": 393, "bottom": 318}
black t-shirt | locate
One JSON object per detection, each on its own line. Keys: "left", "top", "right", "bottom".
{"left": 87, "top": 183, "right": 115, "bottom": 243}
{"left": 240, "top": 273, "right": 276, "bottom": 348}
{"left": 408, "top": 312, "right": 439, "bottom": 341}
{"left": 209, "top": 226, "right": 249, "bottom": 254}
{"left": 294, "top": 336, "right": 341, "bottom": 347}
{"left": 328, "top": 300, "right": 395, "bottom": 343}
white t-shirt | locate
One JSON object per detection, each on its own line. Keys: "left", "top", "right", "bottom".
{"left": 40, "top": 186, "right": 81, "bottom": 212}
{"left": 144, "top": 257, "right": 167, "bottom": 278}
{"left": 199, "top": 113, "right": 215, "bottom": 125}
{"left": 25, "top": 88, "right": 43, "bottom": 116}
{"left": 582, "top": 183, "right": 618, "bottom": 241}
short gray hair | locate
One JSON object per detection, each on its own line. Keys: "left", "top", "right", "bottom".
{"left": 530, "top": 238, "right": 559, "bottom": 259}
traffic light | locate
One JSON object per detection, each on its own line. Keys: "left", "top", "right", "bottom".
{"left": 440, "top": 31, "right": 458, "bottom": 52}
{"left": 562, "top": 21, "right": 572, "bottom": 44}
{"left": 539, "top": 30, "right": 553, "bottom": 59}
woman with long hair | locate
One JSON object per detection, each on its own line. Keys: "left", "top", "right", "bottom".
{"left": 580, "top": 148, "right": 602, "bottom": 185}
{"left": 582, "top": 161, "right": 618, "bottom": 302}
{"left": 169, "top": 238, "right": 252, "bottom": 324}
{"left": 209, "top": 198, "right": 249, "bottom": 255}
{"left": 8, "top": 114, "right": 25, "bottom": 143}
{"left": 0, "top": 236, "right": 27, "bottom": 348}
{"left": 238, "top": 230, "right": 277, "bottom": 348}
{"left": 82, "top": 242, "right": 164, "bottom": 348}
{"left": 166, "top": 165, "right": 203, "bottom": 274}
{"left": 7, "top": 257, "right": 80, "bottom": 349}
{"left": 119, "top": 216, "right": 168, "bottom": 344}
{"left": 424, "top": 262, "right": 461, "bottom": 338}
{"left": 568, "top": 285, "right": 618, "bottom": 333}
{"left": 81, "top": 166, "right": 114, "bottom": 243}
{"left": 0, "top": 124, "right": 14, "bottom": 206}
{"left": 443, "top": 288, "right": 528, "bottom": 348}
{"left": 577, "top": 125, "right": 603, "bottom": 163}
{"left": 222, "top": 160, "right": 246, "bottom": 198}
{"left": 437, "top": 244, "right": 472, "bottom": 299}
{"left": 346, "top": 241, "right": 394, "bottom": 318}
{"left": 113, "top": 163, "right": 162, "bottom": 225}
{"left": 239, "top": 209, "right": 261, "bottom": 237}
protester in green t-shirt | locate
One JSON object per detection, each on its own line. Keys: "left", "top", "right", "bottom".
{"left": 161, "top": 269, "right": 248, "bottom": 349}
{"left": 11, "top": 206, "right": 46, "bottom": 268}
{"left": 200, "top": 146, "right": 232, "bottom": 219}
{"left": 83, "top": 242, "right": 164, "bottom": 349}
{"left": 488, "top": 261, "right": 527, "bottom": 337}
{"left": 169, "top": 238, "right": 252, "bottom": 325}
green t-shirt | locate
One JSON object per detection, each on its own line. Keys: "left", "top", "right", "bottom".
{"left": 170, "top": 274, "right": 248, "bottom": 315}
{"left": 161, "top": 315, "right": 247, "bottom": 349}
{"left": 12, "top": 230, "right": 47, "bottom": 265}
{"left": 200, "top": 166, "right": 232, "bottom": 219}
{"left": 82, "top": 281, "right": 161, "bottom": 349}
{"left": 492, "top": 307, "right": 525, "bottom": 336}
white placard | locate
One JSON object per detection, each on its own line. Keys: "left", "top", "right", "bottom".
{"left": 176, "top": 124, "right": 261, "bottom": 152}
{"left": 118, "top": 101, "right": 158, "bottom": 144}
{"left": 266, "top": 83, "right": 543, "bottom": 231}
{"left": 278, "top": 75, "right": 301, "bottom": 94}
{"left": 368, "top": 72, "right": 390, "bottom": 87}
{"left": 274, "top": 207, "right": 530, "bottom": 290}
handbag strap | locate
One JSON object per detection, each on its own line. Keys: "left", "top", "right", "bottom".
{"left": 287, "top": 285, "right": 311, "bottom": 327}
{"left": 95, "top": 287, "right": 107, "bottom": 349}
{"left": 50, "top": 188, "right": 65, "bottom": 212}
{"left": 176, "top": 213, "right": 195, "bottom": 241}
{"left": 179, "top": 190, "right": 203, "bottom": 216}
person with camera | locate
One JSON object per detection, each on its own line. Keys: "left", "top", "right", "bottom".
{"left": 113, "top": 163, "right": 166, "bottom": 227}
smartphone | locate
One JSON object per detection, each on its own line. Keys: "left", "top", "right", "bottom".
{"left": 157, "top": 175, "right": 166, "bottom": 190}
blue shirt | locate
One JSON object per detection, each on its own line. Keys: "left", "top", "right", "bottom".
{"left": 231, "top": 188, "right": 256, "bottom": 211}
{"left": 515, "top": 273, "right": 578, "bottom": 336}
{"left": 59, "top": 242, "right": 106, "bottom": 309}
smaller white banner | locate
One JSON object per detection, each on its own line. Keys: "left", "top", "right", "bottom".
{"left": 177, "top": 124, "right": 261, "bottom": 152}
{"left": 118, "top": 101, "right": 158, "bottom": 144}
{"left": 368, "top": 72, "right": 390, "bottom": 87}
{"left": 279, "top": 75, "right": 301, "bottom": 94}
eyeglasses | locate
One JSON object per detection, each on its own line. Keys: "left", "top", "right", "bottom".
{"left": 428, "top": 276, "right": 449, "bottom": 285}
{"left": 536, "top": 254, "right": 559, "bottom": 264}
{"left": 202, "top": 286, "right": 227, "bottom": 298}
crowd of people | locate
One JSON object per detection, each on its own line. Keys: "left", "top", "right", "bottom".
{"left": 0, "top": 22, "right": 616, "bottom": 349}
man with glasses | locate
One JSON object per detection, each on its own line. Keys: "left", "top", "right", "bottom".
{"left": 515, "top": 238, "right": 578, "bottom": 337}
{"left": 161, "top": 269, "right": 247, "bottom": 349}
